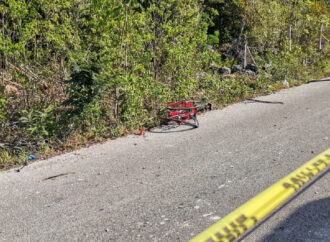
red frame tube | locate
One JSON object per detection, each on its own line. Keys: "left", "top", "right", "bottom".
{"left": 167, "top": 101, "right": 198, "bottom": 125}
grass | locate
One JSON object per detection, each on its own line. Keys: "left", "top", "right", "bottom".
{"left": 0, "top": 72, "right": 328, "bottom": 171}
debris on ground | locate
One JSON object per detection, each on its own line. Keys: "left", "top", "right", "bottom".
{"left": 43, "top": 172, "right": 75, "bottom": 181}
{"left": 28, "top": 154, "right": 36, "bottom": 160}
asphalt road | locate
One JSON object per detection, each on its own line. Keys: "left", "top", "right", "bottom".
{"left": 1, "top": 79, "right": 330, "bottom": 242}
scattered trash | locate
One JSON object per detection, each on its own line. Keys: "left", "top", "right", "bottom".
{"left": 230, "top": 165, "right": 234, "bottom": 168}
{"left": 135, "top": 128, "right": 144, "bottom": 135}
{"left": 218, "top": 184, "right": 226, "bottom": 189}
{"left": 283, "top": 79, "right": 289, "bottom": 87}
{"left": 182, "top": 223, "right": 190, "bottom": 228}
{"left": 15, "top": 161, "right": 28, "bottom": 173}
{"left": 210, "top": 216, "right": 221, "bottom": 221}
{"left": 43, "top": 172, "right": 74, "bottom": 181}
{"left": 28, "top": 154, "right": 36, "bottom": 160}
{"left": 203, "top": 213, "right": 213, "bottom": 217}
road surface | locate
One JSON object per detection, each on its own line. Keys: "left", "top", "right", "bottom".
{"left": 0, "top": 79, "right": 329, "bottom": 241}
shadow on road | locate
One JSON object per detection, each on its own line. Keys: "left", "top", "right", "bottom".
{"left": 148, "top": 122, "right": 196, "bottom": 134}
{"left": 260, "top": 197, "right": 330, "bottom": 242}
{"left": 307, "top": 78, "right": 330, "bottom": 84}
{"left": 239, "top": 168, "right": 330, "bottom": 242}
{"left": 244, "top": 99, "right": 284, "bottom": 105}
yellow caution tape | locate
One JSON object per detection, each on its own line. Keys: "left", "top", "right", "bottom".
{"left": 322, "top": 33, "right": 330, "bottom": 43}
{"left": 190, "top": 148, "right": 330, "bottom": 242}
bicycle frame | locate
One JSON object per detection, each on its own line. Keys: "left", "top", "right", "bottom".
{"left": 167, "top": 101, "right": 199, "bottom": 126}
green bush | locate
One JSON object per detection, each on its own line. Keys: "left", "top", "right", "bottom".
{"left": 0, "top": 0, "right": 329, "bottom": 166}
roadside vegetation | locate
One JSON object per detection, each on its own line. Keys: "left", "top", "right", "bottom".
{"left": 0, "top": 0, "right": 329, "bottom": 168}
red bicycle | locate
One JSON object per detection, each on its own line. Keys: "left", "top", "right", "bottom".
{"left": 167, "top": 100, "right": 211, "bottom": 128}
